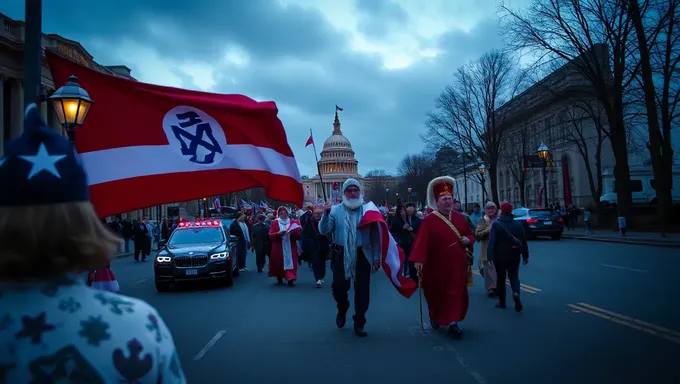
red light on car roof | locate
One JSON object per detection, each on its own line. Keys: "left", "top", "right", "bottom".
{"left": 179, "top": 222, "right": 186, "bottom": 227}
{"left": 200, "top": 222, "right": 206, "bottom": 226}
{"left": 213, "top": 220, "right": 220, "bottom": 226}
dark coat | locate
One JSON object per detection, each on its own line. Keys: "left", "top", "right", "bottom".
{"left": 487, "top": 214, "right": 529, "bottom": 261}
{"left": 389, "top": 214, "right": 421, "bottom": 249}
{"left": 303, "top": 219, "right": 330, "bottom": 261}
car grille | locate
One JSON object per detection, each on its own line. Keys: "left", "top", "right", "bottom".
{"left": 174, "top": 256, "right": 208, "bottom": 268}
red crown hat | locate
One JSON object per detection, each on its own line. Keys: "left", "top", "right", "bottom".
{"left": 433, "top": 181, "right": 453, "bottom": 198}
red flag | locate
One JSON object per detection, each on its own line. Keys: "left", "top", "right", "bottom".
{"left": 46, "top": 51, "right": 303, "bottom": 218}
{"left": 358, "top": 202, "right": 417, "bottom": 298}
{"left": 305, "top": 135, "right": 313, "bottom": 147}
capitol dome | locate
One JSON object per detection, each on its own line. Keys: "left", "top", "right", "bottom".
{"left": 323, "top": 134, "right": 352, "bottom": 150}
{"left": 317, "top": 112, "right": 359, "bottom": 175}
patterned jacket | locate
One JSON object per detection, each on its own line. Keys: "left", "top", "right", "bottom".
{"left": 0, "top": 274, "right": 186, "bottom": 383}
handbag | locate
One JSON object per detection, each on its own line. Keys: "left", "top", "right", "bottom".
{"left": 432, "top": 211, "right": 475, "bottom": 286}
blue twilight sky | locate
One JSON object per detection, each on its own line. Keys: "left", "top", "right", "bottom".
{"left": 2, "top": 0, "right": 529, "bottom": 177}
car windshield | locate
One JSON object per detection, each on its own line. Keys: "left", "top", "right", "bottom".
{"left": 529, "top": 209, "right": 559, "bottom": 219}
{"left": 512, "top": 208, "right": 528, "bottom": 218}
{"left": 169, "top": 227, "right": 224, "bottom": 245}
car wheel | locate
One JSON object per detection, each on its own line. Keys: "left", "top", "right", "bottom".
{"left": 155, "top": 281, "right": 171, "bottom": 292}
{"left": 222, "top": 275, "right": 234, "bottom": 287}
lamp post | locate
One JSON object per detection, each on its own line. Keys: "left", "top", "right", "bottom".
{"left": 385, "top": 188, "right": 389, "bottom": 207}
{"left": 24, "top": 0, "right": 43, "bottom": 109}
{"left": 407, "top": 187, "right": 412, "bottom": 203}
{"left": 537, "top": 143, "right": 550, "bottom": 207}
{"left": 478, "top": 164, "right": 486, "bottom": 204}
{"left": 49, "top": 75, "right": 94, "bottom": 144}
{"left": 202, "top": 197, "right": 208, "bottom": 218}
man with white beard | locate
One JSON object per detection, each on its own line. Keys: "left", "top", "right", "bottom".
{"left": 320, "top": 178, "right": 381, "bottom": 337}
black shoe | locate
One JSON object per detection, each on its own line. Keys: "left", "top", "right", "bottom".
{"left": 336, "top": 312, "right": 347, "bottom": 328}
{"left": 134, "top": 258, "right": 139, "bottom": 262}
{"left": 496, "top": 301, "right": 506, "bottom": 309}
{"left": 430, "top": 319, "right": 440, "bottom": 330}
{"left": 448, "top": 324, "right": 463, "bottom": 340}
{"left": 287, "top": 279, "right": 295, "bottom": 287}
{"left": 353, "top": 324, "right": 368, "bottom": 337}
{"left": 277, "top": 278, "right": 283, "bottom": 285}
{"left": 488, "top": 289, "right": 496, "bottom": 298}
{"left": 141, "top": 258, "right": 147, "bottom": 262}
{"left": 513, "top": 293, "right": 523, "bottom": 312}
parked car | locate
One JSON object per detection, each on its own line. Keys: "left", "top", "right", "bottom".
{"left": 512, "top": 207, "right": 564, "bottom": 240}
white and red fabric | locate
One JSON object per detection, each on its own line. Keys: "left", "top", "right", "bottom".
{"left": 90, "top": 267, "right": 120, "bottom": 293}
{"left": 46, "top": 51, "right": 303, "bottom": 218}
{"left": 213, "top": 198, "right": 221, "bottom": 209}
{"left": 358, "top": 202, "right": 417, "bottom": 298}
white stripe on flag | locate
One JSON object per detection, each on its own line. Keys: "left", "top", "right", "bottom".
{"left": 80, "top": 144, "right": 301, "bottom": 185}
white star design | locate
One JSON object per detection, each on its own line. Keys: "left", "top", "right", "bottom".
{"left": 19, "top": 143, "right": 67, "bottom": 179}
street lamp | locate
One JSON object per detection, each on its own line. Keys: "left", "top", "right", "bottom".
{"left": 385, "top": 188, "right": 390, "bottom": 206}
{"left": 202, "top": 197, "right": 208, "bottom": 218}
{"left": 537, "top": 143, "right": 550, "bottom": 207}
{"left": 407, "top": 187, "right": 412, "bottom": 203}
{"left": 49, "top": 75, "right": 94, "bottom": 144}
{"left": 478, "top": 164, "right": 486, "bottom": 204}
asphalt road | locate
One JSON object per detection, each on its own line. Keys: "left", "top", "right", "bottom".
{"left": 111, "top": 239, "right": 680, "bottom": 384}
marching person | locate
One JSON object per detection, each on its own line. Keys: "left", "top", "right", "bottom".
{"left": 229, "top": 213, "right": 250, "bottom": 272}
{"left": 475, "top": 202, "right": 499, "bottom": 297}
{"left": 132, "top": 216, "right": 151, "bottom": 262}
{"left": 303, "top": 205, "right": 330, "bottom": 288}
{"left": 0, "top": 104, "right": 186, "bottom": 383}
{"left": 320, "top": 178, "right": 381, "bottom": 338}
{"left": 411, "top": 176, "right": 475, "bottom": 340}
{"left": 251, "top": 214, "right": 270, "bottom": 273}
{"left": 269, "top": 206, "right": 302, "bottom": 286}
{"left": 487, "top": 202, "right": 529, "bottom": 312}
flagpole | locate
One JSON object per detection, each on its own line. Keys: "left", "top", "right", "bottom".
{"left": 310, "top": 128, "right": 328, "bottom": 203}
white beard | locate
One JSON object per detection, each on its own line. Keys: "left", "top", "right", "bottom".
{"left": 342, "top": 194, "right": 364, "bottom": 210}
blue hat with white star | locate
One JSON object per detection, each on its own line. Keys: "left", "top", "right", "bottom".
{"left": 0, "top": 103, "right": 89, "bottom": 206}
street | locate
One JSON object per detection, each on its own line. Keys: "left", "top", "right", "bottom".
{"left": 111, "top": 240, "right": 680, "bottom": 383}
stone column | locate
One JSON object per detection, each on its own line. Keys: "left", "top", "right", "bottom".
{"left": 0, "top": 76, "right": 5, "bottom": 158}
{"left": 40, "top": 89, "right": 48, "bottom": 121}
{"left": 9, "top": 78, "right": 24, "bottom": 138}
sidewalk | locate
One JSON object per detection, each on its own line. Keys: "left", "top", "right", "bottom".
{"left": 561, "top": 228, "right": 680, "bottom": 248}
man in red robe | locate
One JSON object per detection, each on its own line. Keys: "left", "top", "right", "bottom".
{"left": 411, "top": 176, "right": 475, "bottom": 340}
{"left": 268, "top": 206, "right": 302, "bottom": 286}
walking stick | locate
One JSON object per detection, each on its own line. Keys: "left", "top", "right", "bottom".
{"left": 418, "top": 270, "right": 424, "bottom": 330}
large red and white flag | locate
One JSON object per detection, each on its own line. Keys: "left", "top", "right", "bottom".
{"left": 358, "top": 202, "right": 417, "bottom": 298}
{"left": 46, "top": 51, "right": 303, "bottom": 218}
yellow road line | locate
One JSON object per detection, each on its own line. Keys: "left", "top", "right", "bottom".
{"left": 472, "top": 270, "right": 540, "bottom": 294}
{"left": 575, "top": 302, "right": 680, "bottom": 338}
{"left": 568, "top": 303, "right": 680, "bottom": 345}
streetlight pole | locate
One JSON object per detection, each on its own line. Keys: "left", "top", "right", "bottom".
{"left": 385, "top": 188, "right": 389, "bottom": 207}
{"left": 24, "top": 0, "right": 43, "bottom": 109}
{"left": 537, "top": 143, "right": 550, "bottom": 208}
{"left": 407, "top": 187, "right": 412, "bottom": 203}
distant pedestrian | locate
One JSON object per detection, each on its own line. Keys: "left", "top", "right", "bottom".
{"left": 475, "top": 202, "right": 498, "bottom": 297}
{"left": 618, "top": 215, "right": 627, "bottom": 236}
{"left": 269, "top": 206, "right": 302, "bottom": 286}
{"left": 303, "top": 206, "right": 330, "bottom": 288}
{"left": 583, "top": 208, "right": 592, "bottom": 234}
{"left": 251, "top": 214, "right": 270, "bottom": 273}
{"left": 487, "top": 202, "right": 529, "bottom": 312}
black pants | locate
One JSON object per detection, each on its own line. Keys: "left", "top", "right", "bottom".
{"left": 402, "top": 245, "right": 418, "bottom": 281}
{"left": 134, "top": 239, "right": 149, "bottom": 261}
{"left": 494, "top": 257, "right": 521, "bottom": 304}
{"left": 255, "top": 245, "right": 267, "bottom": 271}
{"left": 331, "top": 247, "right": 371, "bottom": 327}
{"left": 312, "top": 248, "right": 327, "bottom": 281}
{"left": 237, "top": 240, "right": 247, "bottom": 269}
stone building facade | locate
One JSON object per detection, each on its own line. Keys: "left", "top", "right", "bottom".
{"left": 0, "top": 12, "right": 168, "bottom": 220}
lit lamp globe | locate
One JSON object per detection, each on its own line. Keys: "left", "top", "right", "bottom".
{"left": 48, "top": 75, "right": 94, "bottom": 143}
{"left": 537, "top": 143, "right": 550, "bottom": 161}
{"left": 478, "top": 164, "right": 486, "bottom": 176}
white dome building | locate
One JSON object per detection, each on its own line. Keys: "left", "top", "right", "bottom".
{"left": 302, "top": 112, "right": 363, "bottom": 202}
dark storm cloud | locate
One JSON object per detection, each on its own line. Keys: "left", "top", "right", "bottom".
{"left": 354, "top": 0, "right": 409, "bottom": 39}
{"left": 1, "top": 1, "right": 505, "bottom": 175}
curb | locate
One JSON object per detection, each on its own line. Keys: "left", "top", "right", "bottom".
{"left": 561, "top": 234, "right": 680, "bottom": 248}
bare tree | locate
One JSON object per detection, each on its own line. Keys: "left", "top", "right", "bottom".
{"left": 424, "top": 49, "right": 524, "bottom": 203}
{"left": 498, "top": 121, "right": 530, "bottom": 206}
{"left": 500, "top": 0, "right": 639, "bottom": 219}
{"left": 625, "top": 0, "right": 679, "bottom": 233}
{"left": 397, "top": 153, "right": 436, "bottom": 207}
{"left": 363, "top": 169, "right": 393, "bottom": 204}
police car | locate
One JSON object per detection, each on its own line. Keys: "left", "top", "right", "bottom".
{"left": 153, "top": 220, "right": 239, "bottom": 292}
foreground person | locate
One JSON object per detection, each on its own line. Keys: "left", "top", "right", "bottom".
{"left": 320, "top": 178, "right": 381, "bottom": 338}
{"left": 487, "top": 202, "right": 529, "bottom": 312}
{"left": 269, "top": 206, "right": 302, "bottom": 286}
{"left": 475, "top": 202, "right": 499, "bottom": 297}
{"left": 303, "top": 206, "right": 330, "bottom": 288}
{"left": 411, "top": 176, "right": 475, "bottom": 340}
{"left": 0, "top": 104, "right": 185, "bottom": 383}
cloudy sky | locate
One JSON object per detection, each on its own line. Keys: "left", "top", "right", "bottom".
{"left": 4, "top": 0, "right": 528, "bottom": 177}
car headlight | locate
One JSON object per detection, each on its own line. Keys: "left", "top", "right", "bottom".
{"left": 210, "top": 252, "right": 228, "bottom": 260}
{"left": 156, "top": 256, "right": 171, "bottom": 263}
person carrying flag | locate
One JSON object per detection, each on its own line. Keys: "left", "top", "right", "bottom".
{"left": 320, "top": 178, "right": 382, "bottom": 338}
